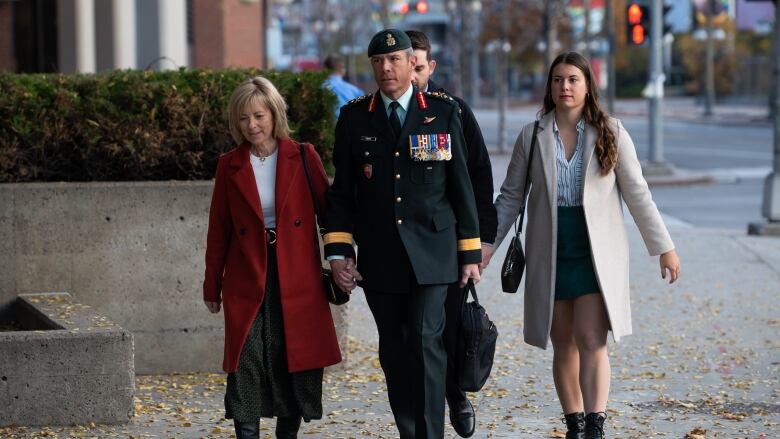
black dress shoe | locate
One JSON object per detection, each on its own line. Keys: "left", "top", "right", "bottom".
{"left": 233, "top": 420, "right": 260, "bottom": 439}
{"left": 448, "top": 392, "right": 475, "bottom": 438}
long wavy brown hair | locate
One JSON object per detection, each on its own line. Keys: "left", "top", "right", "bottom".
{"left": 541, "top": 52, "right": 617, "bottom": 175}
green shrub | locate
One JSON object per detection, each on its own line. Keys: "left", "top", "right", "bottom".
{"left": 0, "top": 69, "right": 337, "bottom": 182}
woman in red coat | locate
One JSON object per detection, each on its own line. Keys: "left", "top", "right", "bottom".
{"left": 203, "top": 76, "right": 342, "bottom": 439}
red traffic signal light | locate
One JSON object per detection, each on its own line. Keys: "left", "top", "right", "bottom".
{"left": 626, "top": 2, "right": 649, "bottom": 46}
{"left": 628, "top": 4, "right": 643, "bottom": 25}
{"left": 631, "top": 23, "right": 645, "bottom": 45}
{"left": 400, "top": 1, "right": 428, "bottom": 15}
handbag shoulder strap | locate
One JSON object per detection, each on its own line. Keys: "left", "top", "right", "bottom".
{"left": 299, "top": 143, "right": 325, "bottom": 234}
{"left": 514, "top": 120, "right": 540, "bottom": 234}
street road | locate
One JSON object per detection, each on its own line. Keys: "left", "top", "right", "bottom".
{"left": 474, "top": 107, "right": 773, "bottom": 230}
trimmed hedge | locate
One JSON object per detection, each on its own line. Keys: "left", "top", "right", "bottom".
{"left": 0, "top": 69, "right": 337, "bottom": 182}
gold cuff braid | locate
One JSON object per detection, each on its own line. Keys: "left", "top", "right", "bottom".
{"left": 323, "top": 232, "right": 353, "bottom": 245}
{"left": 457, "top": 238, "right": 481, "bottom": 251}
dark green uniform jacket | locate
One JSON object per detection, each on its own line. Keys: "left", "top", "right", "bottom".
{"left": 324, "top": 88, "right": 482, "bottom": 293}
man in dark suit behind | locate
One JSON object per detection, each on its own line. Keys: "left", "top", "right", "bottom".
{"left": 324, "top": 29, "right": 483, "bottom": 438}
{"left": 406, "top": 29, "right": 498, "bottom": 438}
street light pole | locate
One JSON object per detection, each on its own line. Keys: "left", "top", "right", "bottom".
{"left": 544, "top": 1, "right": 557, "bottom": 71}
{"left": 765, "top": 0, "right": 780, "bottom": 221}
{"left": 704, "top": 0, "right": 716, "bottom": 116}
{"left": 583, "top": 0, "right": 591, "bottom": 60}
{"left": 750, "top": 0, "right": 780, "bottom": 235}
{"left": 467, "top": 1, "right": 482, "bottom": 107}
{"left": 497, "top": 0, "right": 509, "bottom": 153}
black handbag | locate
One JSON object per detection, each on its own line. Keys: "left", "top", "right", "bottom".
{"left": 300, "top": 143, "right": 350, "bottom": 306}
{"left": 501, "top": 121, "right": 539, "bottom": 294}
{"left": 457, "top": 280, "right": 498, "bottom": 392}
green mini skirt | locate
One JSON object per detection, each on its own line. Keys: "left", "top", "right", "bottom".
{"left": 555, "top": 206, "right": 600, "bottom": 301}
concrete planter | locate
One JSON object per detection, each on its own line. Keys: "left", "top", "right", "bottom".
{"left": 0, "top": 181, "right": 350, "bottom": 374}
{"left": 0, "top": 293, "right": 134, "bottom": 427}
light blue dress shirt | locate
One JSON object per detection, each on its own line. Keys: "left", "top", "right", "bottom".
{"left": 380, "top": 85, "right": 414, "bottom": 127}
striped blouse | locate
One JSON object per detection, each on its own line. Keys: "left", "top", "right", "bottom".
{"left": 554, "top": 117, "right": 586, "bottom": 207}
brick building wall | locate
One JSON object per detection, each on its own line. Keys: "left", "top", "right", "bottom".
{"left": 192, "top": 0, "right": 265, "bottom": 69}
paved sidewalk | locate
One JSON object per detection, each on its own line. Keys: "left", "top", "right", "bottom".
{"left": 612, "top": 97, "right": 771, "bottom": 127}
{"left": 2, "top": 224, "right": 778, "bottom": 438}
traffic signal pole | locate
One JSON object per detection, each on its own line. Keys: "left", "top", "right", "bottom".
{"left": 646, "top": 0, "right": 668, "bottom": 170}
{"left": 606, "top": 0, "right": 615, "bottom": 114}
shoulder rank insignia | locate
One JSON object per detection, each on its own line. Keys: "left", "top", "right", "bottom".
{"left": 345, "top": 93, "right": 371, "bottom": 107}
{"left": 426, "top": 90, "right": 455, "bottom": 102}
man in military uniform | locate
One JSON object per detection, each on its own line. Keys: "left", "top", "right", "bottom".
{"left": 324, "top": 29, "right": 482, "bottom": 438}
{"left": 406, "top": 29, "right": 497, "bottom": 438}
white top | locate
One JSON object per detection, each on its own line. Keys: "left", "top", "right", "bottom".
{"left": 249, "top": 149, "right": 278, "bottom": 228}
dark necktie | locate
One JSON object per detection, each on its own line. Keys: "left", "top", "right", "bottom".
{"left": 389, "top": 101, "right": 402, "bottom": 139}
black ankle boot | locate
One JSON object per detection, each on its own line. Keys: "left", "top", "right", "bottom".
{"left": 233, "top": 420, "right": 259, "bottom": 439}
{"left": 584, "top": 412, "right": 606, "bottom": 439}
{"left": 275, "top": 416, "right": 301, "bottom": 439}
{"left": 562, "top": 412, "right": 585, "bottom": 439}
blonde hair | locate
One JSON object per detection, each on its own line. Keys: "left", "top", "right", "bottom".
{"left": 227, "top": 76, "right": 290, "bottom": 145}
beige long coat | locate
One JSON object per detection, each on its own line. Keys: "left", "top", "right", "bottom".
{"left": 494, "top": 111, "right": 674, "bottom": 349}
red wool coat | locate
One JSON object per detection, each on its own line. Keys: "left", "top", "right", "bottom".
{"left": 203, "top": 138, "right": 342, "bottom": 373}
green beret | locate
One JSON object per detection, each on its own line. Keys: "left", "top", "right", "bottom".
{"left": 367, "top": 29, "right": 412, "bottom": 57}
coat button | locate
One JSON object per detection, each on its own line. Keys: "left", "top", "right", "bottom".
{"left": 397, "top": 219, "right": 403, "bottom": 225}
{"left": 396, "top": 197, "right": 402, "bottom": 203}
{"left": 294, "top": 219, "right": 301, "bottom": 226}
{"left": 364, "top": 151, "right": 370, "bottom": 156}
{"left": 395, "top": 174, "right": 401, "bottom": 179}
{"left": 394, "top": 151, "right": 400, "bottom": 157}
{"left": 240, "top": 228, "right": 247, "bottom": 235}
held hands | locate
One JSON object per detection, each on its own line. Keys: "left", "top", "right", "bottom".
{"left": 660, "top": 249, "right": 681, "bottom": 284}
{"left": 330, "top": 257, "right": 362, "bottom": 293}
{"left": 460, "top": 263, "right": 481, "bottom": 287}
{"left": 480, "top": 243, "right": 495, "bottom": 272}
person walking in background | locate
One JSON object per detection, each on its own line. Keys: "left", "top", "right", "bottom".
{"left": 406, "top": 29, "right": 496, "bottom": 438}
{"left": 323, "top": 54, "right": 364, "bottom": 119}
{"left": 324, "top": 29, "right": 482, "bottom": 438}
{"left": 483, "top": 52, "right": 681, "bottom": 439}
{"left": 203, "top": 76, "right": 341, "bottom": 439}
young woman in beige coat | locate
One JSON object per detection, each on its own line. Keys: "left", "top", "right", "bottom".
{"left": 483, "top": 52, "right": 681, "bottom": 438}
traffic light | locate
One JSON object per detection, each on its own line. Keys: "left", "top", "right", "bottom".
{"left": 663, "top": 4, "right": 673, "bottom": 36}
{"left": 399, "top": 1, "right": 429, "bottom": 15}
{"left": 626, "top": 2, "right": 649, "bottom": 46}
